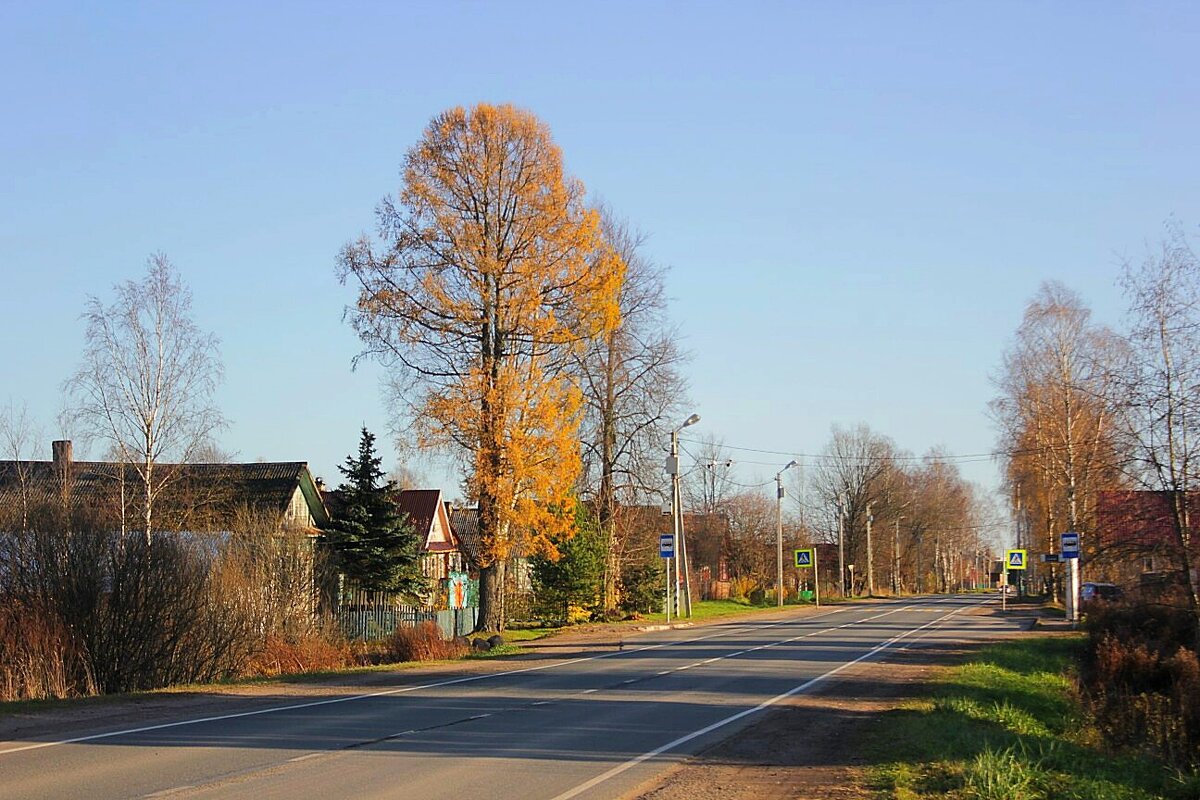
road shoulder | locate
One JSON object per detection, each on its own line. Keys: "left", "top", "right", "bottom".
{"left": 625, "top": 605, "right": 1049, "bottom": 800}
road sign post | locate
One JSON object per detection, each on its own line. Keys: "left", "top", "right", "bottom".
{"left": 794, "top": 548, "right": 819, "bottom": 607}
{"left": 1005, "top": 549, "right": 1027, "bottom": 570}
{"left": 1061, "top": 532, "right": 1081, "bottom": 623}
{"left": 1002, "top": 550, "right": 1026, "bottom": 612}
{"left": 660, "top": 534, "right": 674, "bottom": 623}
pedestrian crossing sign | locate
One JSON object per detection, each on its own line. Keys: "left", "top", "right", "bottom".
{"left": 794, "top": 548, "right": 814, "bottom": 568}
{"left": 1006, "top": 549, "right": 1027, "bottom": 570}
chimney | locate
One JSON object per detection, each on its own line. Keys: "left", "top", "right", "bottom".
{"left": 52, "top": 440, "right": 73, "bottom": 470}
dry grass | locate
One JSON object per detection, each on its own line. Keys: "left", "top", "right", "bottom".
{"left": 1081, "top": 602, "right": 1200, "bottom": 770}
{"left": 383, "top": 621, "right": 467, "bottom": 663}
{"left": 244, "top": 634, "right": 354, "bottom": 677}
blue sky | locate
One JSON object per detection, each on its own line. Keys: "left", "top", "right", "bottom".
{"left": 2, "top": 2, "right": 1197, "bottom": 500}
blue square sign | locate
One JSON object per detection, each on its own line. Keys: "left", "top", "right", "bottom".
{"left": 659, "top": 533, "right": 675, "bottom": 559}
{"left": 1061, "top": 532, "right": 1080, "bottom": 559}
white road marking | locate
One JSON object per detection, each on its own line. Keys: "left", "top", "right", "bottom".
{"left": 144, "top": 786, "right": 194, "bottom": 797}
{"left": 549, "top": 598, "right": 988, "bottom": 800}
{"left": 579, "top": 689, "right": 598, "bottom": 694}
{"left": 0, "top": 612, "right": 838, "bottom": 757}
{"left": 0, "top": 599, "right": 950, "bottom": 758}
{"left": 286, "top": 753, "right": 321, "bottom": 763}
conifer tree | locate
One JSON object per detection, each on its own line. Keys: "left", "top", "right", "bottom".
{"left": 322, "top": 427, "right": 424, "bottom": 596}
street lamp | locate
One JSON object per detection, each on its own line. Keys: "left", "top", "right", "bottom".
{"left": 668, "top": 413, "right": 701, "bottom": 618}
{"left": 836, "top": 494, "right": 847, "bottom": 597}
{"left": 775, "top": 460, "right": 798, "bottom": 608}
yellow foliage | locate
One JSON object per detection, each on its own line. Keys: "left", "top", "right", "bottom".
{"left": 342, "top": 103, "right": 624, "bottom": 571}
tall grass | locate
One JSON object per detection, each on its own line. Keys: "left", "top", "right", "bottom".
{"left": 1081, "top": 603, "right": 1200, "bottom": 770}
{"left": 871, "top": 636, "right": 1197, "bottom": 800}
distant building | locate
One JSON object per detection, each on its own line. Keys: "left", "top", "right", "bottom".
{"left": 1094, "top": 489, "right": 1196, "bottom": 589}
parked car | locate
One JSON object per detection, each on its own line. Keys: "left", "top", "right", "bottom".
{"left": 1080, "top": 582, "right": 1123, "bottom": 604}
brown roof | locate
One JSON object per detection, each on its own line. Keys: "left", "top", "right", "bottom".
{"left": 0, "top": 458, "right": 326, "bottom": 529}
{"left": 394, "top": 489, "right": 442, "bottom": 536}
{"left": 1096, "top": 490, "right": 1193, "bottom": 552}
{"left": 449, "top": 506, "right": 483, "bottom": 566}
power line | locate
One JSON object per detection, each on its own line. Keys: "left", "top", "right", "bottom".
{"left": 677, "top": 437, "right": 1066, "bottom": 465}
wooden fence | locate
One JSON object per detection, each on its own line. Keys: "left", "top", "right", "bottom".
{"left": 335, "top": 588, "right": 477, "bottom": 640}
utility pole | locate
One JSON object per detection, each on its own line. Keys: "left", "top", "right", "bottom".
{"left": 865, "top": 503, "right": 874, "bottom": 596}
{"left": 776, "top": 460, "right": 798, "bottom": 607}
{"left": 668, "top": 414, "right": 700, "bottom": 618}
{"left": 893, "top": 516, "right": 904, "bottom": 595}
{"left": 836, "top": 495, "right": 846, "bottom": 597}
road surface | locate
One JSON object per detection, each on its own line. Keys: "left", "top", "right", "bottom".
{"left": 0, "top": 595, "right": 1022, "bottom": 799}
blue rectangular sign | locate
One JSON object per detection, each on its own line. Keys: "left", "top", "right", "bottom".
{"left": 659, "top": 534, "right": 675, "bottom": 559}
{"left": 1061, "top": 532, "right": 1080, "bottom": 559}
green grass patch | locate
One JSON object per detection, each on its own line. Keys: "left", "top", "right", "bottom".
{"left": 499, "top": 627, "right": 557, "bottom": 642}
{"left": 869, "top": 635, "right": 1199, "bottom": 800}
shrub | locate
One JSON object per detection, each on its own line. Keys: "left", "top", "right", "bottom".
{"left": 245, "top": 633, "right": 352, "bottom": 677}
{"left": 1080, "top": 601, "right": 1200, "bottom": 769}
{"left": 729, "top": 576, "right": 758, "bottom": 603}
{"left": 0, "top": 509, "right": 351, "bottom": 699}
{"left": 384, "top": 621, "right": 467, "bottom": 663}
{"left": 0, "top": 599, "right": 94, "bottom": 701}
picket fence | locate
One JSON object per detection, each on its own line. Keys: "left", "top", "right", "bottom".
{"left": 336, "top": 589, "right": 477, "bottom": 641}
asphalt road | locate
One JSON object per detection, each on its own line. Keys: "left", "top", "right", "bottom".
{"left": 0, "top": 595, "right": 1022, "bottom": 800}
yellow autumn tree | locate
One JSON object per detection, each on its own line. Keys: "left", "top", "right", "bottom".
{"left": 338, "top": 104, "right": 623, "bottom": 631}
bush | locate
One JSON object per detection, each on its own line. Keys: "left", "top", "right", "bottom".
{"left": 0, "top": 599, "right": 94, "bottom": 701}
{"left": 383, "top": 621, "right": 467, "bottom": 662}
{"left": 245, "top": 633, "right": 352, "bottom": 677}
{"left": 1080, "top": 601, "right": 1200, "bottom": 769}
{"left": 0, "top": 508, "right": 350, "bottom": 699}
{"left": 729, "top": 576, "right": 758, "bottom": 603}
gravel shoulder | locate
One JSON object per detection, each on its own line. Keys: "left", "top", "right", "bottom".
{"left": 623, "top": 607, "right": 1054, "bottom": 800}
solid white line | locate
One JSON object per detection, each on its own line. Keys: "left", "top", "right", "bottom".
{"left": 0, "top": 597, "right": 964, "bottom": 762}
{"left": 579, "top": 689, "right": 598, "bottom": 695}
{"left": 548, "top": 599, "right": 986, "bottom": 800}
{"left": 286, "top": 753, "right": 321, "bottom": 763}
{"left": 0, "top": 606, "right": 857, "bottom": 757}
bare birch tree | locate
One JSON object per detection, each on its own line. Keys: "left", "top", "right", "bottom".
{"left": 682, "top": 434, "right": 737, "bottom": 514}
{"left": 1116, "top": 223, "right": 1200, "bottom": 631}
{"left": 575, "top": 206, "right": 688, "bottom": 614}
{"left": 66, "top": 254, "right": 224, "bottom": 542}
{"left": 0, "top": 401, "right": 42, "bottom": 531}
{"left": 991, "top": 282, "right": 1124, "bottom": 593}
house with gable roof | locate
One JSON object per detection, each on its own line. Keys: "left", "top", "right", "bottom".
{"left": 394, "top": 488, "right": 468, "bottom": 582}
{"left": 0, "top": 439, "right": 329, "bottom": 534}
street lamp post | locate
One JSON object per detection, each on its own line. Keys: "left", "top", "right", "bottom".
{"left": 836, "top": 495, "right": 846, "bottom": 597}
{"left": 668, "top": 413, "right": 700, "bottom": 618}
{"left": 775, "top": 460, "right": 798, "bottom": 608}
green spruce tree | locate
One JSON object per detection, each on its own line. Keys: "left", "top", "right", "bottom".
{"left": 322, "top": 427, "right": 424, "bottom": 596}
{"left": 530, "top": 503, "right": 606, "bottom": 624}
